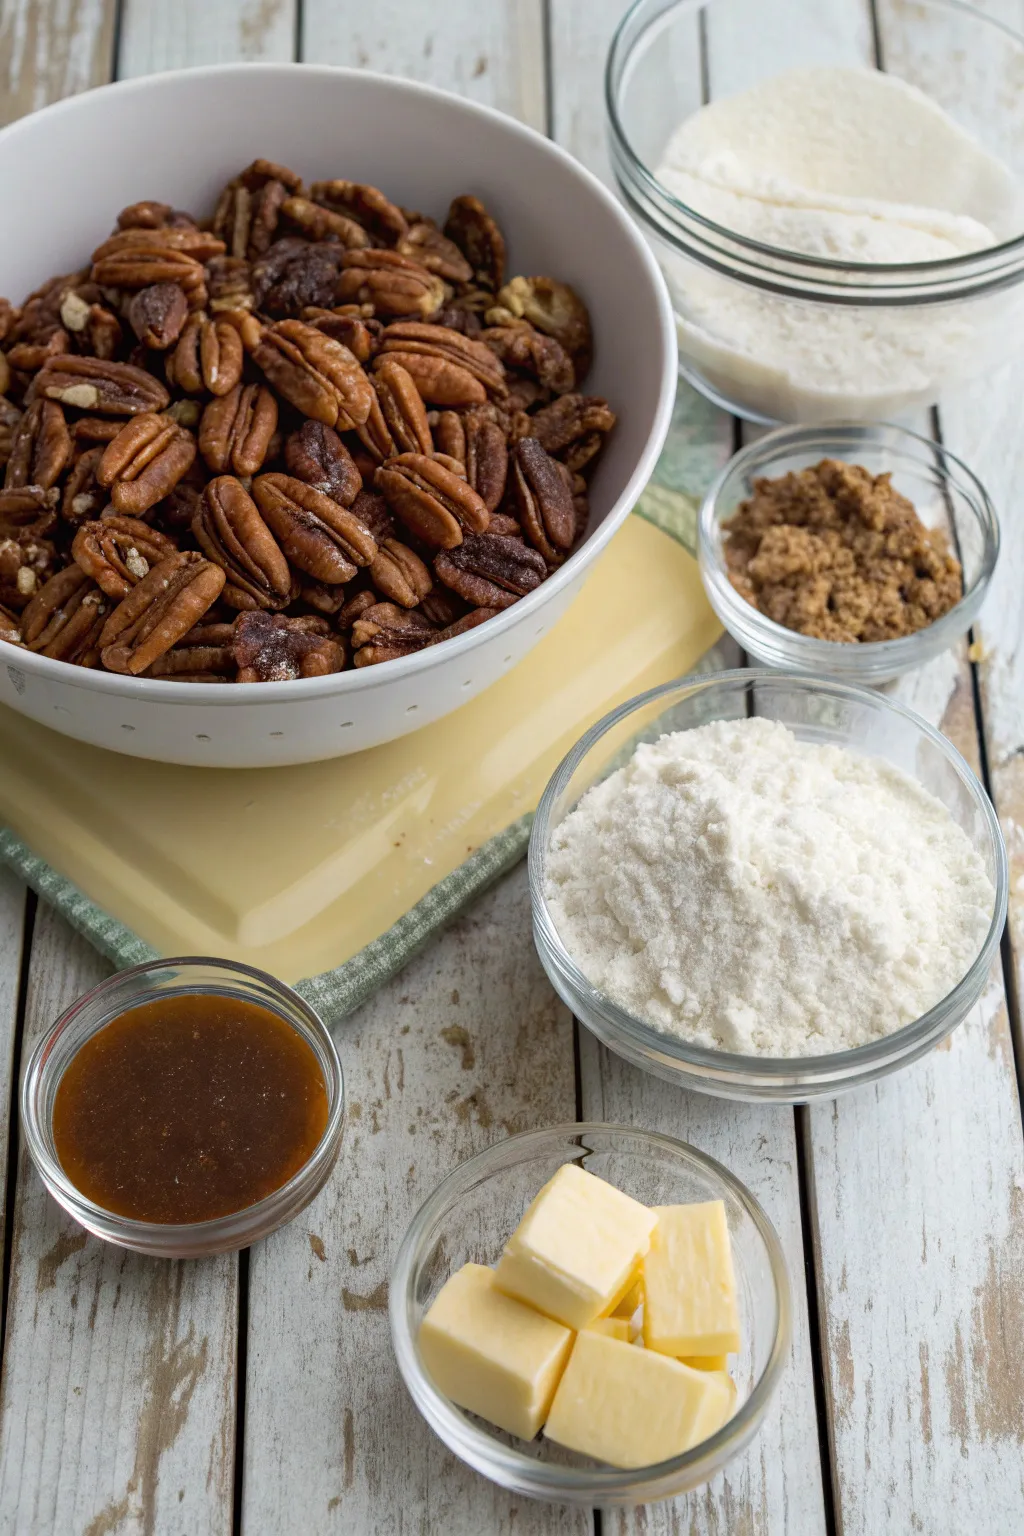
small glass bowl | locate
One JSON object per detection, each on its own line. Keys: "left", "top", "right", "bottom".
{"left": 528, "top": 671, "right": 1007, "bottom": 1102}
{"left": 390, "top": 1123, "right": 790, "bottom": 1505}
{"left": 697, "top": 421, "right": 999, "bottom": 684}
{"left": 22, "top": 956, "right": 345, "bottom": 1258}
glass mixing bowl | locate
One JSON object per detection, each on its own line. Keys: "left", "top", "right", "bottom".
{"left": 390, "top": 1123, "right": 790, "bottom": 1505}
{"left": 698, "top": 421, "right": 999, "bottom": 683}
{"left": 529, "top": 671, "right": 1007, "bottom": 1101}
{"left": 606, "top": 0, "right": 1024, "bottom": 423}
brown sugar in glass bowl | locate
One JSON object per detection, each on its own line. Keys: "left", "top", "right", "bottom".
{"left": 22, "top": 957, "right": 344, "bottom": 1257}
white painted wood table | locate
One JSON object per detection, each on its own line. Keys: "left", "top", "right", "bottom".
{"left": 1, "top": 1, "right": 1023, "bottom": 1531}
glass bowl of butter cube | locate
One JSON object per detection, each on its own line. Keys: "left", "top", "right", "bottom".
{"left": 389, "top": 1123, "right": 790, "bottom": 1505}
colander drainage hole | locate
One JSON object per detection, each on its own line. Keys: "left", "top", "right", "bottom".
{"left": 270, "top": 731, "right": 283, "bottom": 738}
{"left": 503, "top": 655, "right": 512, "bottom": 664}
{"left": 195, "top": 733, "right": 210, "bottom": 741}
{"left": 339, "top": 721, "right": 353, "bottom": 728}
{"left": 462, "top": 679, "right": 473, "bottom": 689}
{"left": 405, "top": 704, "right": 419, "bottom": 714}
{"left": 120, "top": 723, "right": 136, "bottom": 733}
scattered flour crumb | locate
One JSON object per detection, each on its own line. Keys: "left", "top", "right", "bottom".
{"left": 545, "top": 717, "right": 994, "bottom": 1057}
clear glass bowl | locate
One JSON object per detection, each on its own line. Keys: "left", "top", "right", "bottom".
{"left": 390, "top": 1123, "right": 790, "bottom": 1505}
{"left": 528, "top": 671, "right": 1007, "bottom": 1101}
{"left": 22, "top": 956, "right": 345, "bottom": 1258}
{"left": 606, "top": 0, "right": 1024, "bottom": 423}
{"left": 698, "top": 421, "right": 999, "bottom": 683}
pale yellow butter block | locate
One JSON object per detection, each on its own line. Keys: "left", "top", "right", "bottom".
{"left": 544, "top": 1331, "right": 733, "bottom": 1468}
{"left": 680, "top": 1355, "right": 728, "bottom": 1371}
{"left": 418, "top": 1263, "right": 574, "bottom": 1440}
{"left": 585, "top": 1316, "right": 631, "bottom": 1341}
{"left": 643, "top": 1201, "right": 741, "bottom": 1358}
{"left": 610, "top": 1275, "right": 643, "bottom": 1320}
{"left": 494, "top": 1165, "right": 657, "bottom": 1330}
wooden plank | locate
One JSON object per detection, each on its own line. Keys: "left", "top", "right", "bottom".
{"left": 0, "top": 0, "right": 117, "bottom": 126}
{"left": 117, "top": 0, "right": 297, "bottom": 74}
{"left": 0, "top": 870, "right": 26, "bottom": 1283}
{"left": 0, "top": 907, "right": 238, "bottom": 1536}
{"left": 301, "top": 0, "right": 548, "bottom": 132}
{"left": 241, "top": 865, "right": 587, "bottom": 1534}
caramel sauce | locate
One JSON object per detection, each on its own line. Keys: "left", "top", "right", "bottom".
{"left": 52, "top": 994, "right": 329, "bottom": 1224}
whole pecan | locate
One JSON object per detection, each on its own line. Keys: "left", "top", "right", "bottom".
{"left": 233, "top": 610, "right": 344, "bottom": 682}
{"left": 372, "top": 358, "right": 433, "bottom": 456}
{"left": 284, "top": 421, "right": 360, "bottom": 506}
{"left": 4, "top": 400, "right": 71, "bottom": 491}
{"left": 35, "top": 355, "right": 170, "bottom": 415}
{"left": 251, "top": 239, "right": 347, "bottom": 319}
{"left": 252, "top": 472, "right": 377, "bottom": 584}
{"left": 281, "top": 195, "right": 370, "bottom": 248}
{"left": 370, "top": 538, "right": 433, "bottom": 608}
{"left": 116, "top": 200, "right": 195, "bottom": 231}
{"left": 461, "top": 407, "right": 508, "bottom": 513}
{"left": 91, "top": 247, "right": 207, "bottom": 304}
{"left": 396, "top": 223, "right": 472, "bottom": 283}
{"left": 91, "top": 226, "right": 226, "bottom": 264}
{"left": 431, "top": 410, "right": 465, "bottom": 463}
{"left": 167, "top": 311, "right": 245, "bottom": 396}
{"left": 434, "top": 532, "right": 546, "bottom": 609}
{"left": 145, "top": 640, "right": 236, "bottom": 680}
{"left": 213, "top": 159, "right": 303, "bottom": 261}
{"left": 309, "top": 181, "right": 408, "bottom": 244}
{"left": 198, "top": 383, "right": 278, "bottom": 477}
{"left": 70, "top": 416, "right": 123, "bottom": 445}
{"left": 511, "top": 437, "right": 575, "bottom": 563}
{"left": 527, "top": 392, "right": 616, "bottom": 471}
{"left": 374, "top": 452, "right": 490, "bottom": 550}
{"left": 336, "top": 250, "right": 445, "bottom": 320}
{"left": 444, "top": 196, "right": 506, "bottom": 290}
{"left": 249, "top": 320, "right": 374, "bottom": 430}
{"left": 192, "top": 476, "right": 292, "bottom": 611}
{"left": 351, "top": 603, "right": 438, "bottom": 666}
{"left": 127, "top": 282, "right": 189, "bottom": 350}
{"left": 97, "top": 413, "right": 197, "bottom": 516}
{"left": 483, "top": 324, "right": 574, "bottom": 395}
{"left": 492, "top": 276, "right": 593, "bottom": 378}
{"left": 378, "top": 322, "right": 506, "bottom": 405}
{"left": 22, "top": 565, "right": 110, "bottom": 663}
{"left": 72, "top": 515, "right": 178, "bottom": 599}
{"left": 99, "top": 551, "right": 226, "bottom": 674}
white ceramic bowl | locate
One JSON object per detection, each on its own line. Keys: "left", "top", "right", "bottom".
{"left": 0, "top": 64, "right": 676, "bottom": 767}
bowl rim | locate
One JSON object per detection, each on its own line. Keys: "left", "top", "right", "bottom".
{"left": 20, "top": 953, "right": 345, "bottom": 1250}
{"left": 605, "top": 0, "right": 1024, "bottom": 293}
{"left": 528, "top": 668, "right": 1009, "bottom": 1085}
{"left": 389, "top": 1120, "right": 792, "bottom": 1499}
{"left": 696, "top": 419, "right": 1000, "bottom": 672}
{"left": 0, "top": 61, "right": 678, "bottom": 705}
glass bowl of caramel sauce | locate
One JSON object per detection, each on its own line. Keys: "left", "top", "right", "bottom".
{"left": 22, "top": 957, "right": 344, "bottom": 1257}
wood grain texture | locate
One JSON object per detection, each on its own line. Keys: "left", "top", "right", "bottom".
{"left": 117, "top": 0, "right": 297, "bottom": 75}
{"left": 241, "top": 866, "right": 586, "bottom": 1534}
{"left": 0, "top": 908, "right": 238, "bottom": 1536}
{"left": 301, "top": 0, "right": 547, "bottom": 131}
{"left": 0, "top": 0, "right": 116, "bottom": 126}
{"left": 0, "top": 870, "right": 26, "bottom": 1281}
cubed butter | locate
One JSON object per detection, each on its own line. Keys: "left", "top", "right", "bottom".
{"left": 680, "top": 1355, "right": 728, "bottom": 1371}
{"left": 544, "top": 1331, "right": 733, "bottom": 1468}
{"left": 419, "top": 1263, "right": 574, "bottom": 1440}
{"left": 585, "top": 1316, "right": 630, "bottom": 1341}
{"left": 494, "top": 1165, "right": 657, "bottom": 1330}
{"left": 610, "top": 1275, "right": 643, "bottom": 1320}
{"left": 643, "top": 1201, "right": 740, "bottom": 1358}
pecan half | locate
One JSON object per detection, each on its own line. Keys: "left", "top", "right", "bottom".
{"left": 192, "top": 476, "right": 292, "bottom": 612}
{"left": 492, "top": 276, "right": 592, "bottom": 378}
{"left": 198, "top": 383, "right": 278, "bottom": 477}
{"left": 378, "top": 322, "right": 506, "bottom": 405}
{"left": 22, "top": 566, "right": 110, "bottom": 662}
{"left": 0, "top": 533, "right": 56, "bottom": 609}
{"left": 97, "top": 413, "right": 197, "bottom": 516}
{"left": 461, "top": 407, "right": 508, "bottom": 513}
{"left": 92, "top": 226, "right": 226, "bottom": 264}
{"left": 301, "top": 309, "right": 380, "bottom": 364}
{"left": 351, "top": 602, "right": 437, "bottom": 666}
{"left": 528, "top": 392, "right": 616, "bottom": 471}
{"left": 0, "top": 487, "right": 57, "bottom": 540}
{"left": 336, "top": 250, "right": 445, "bottom": 320}
{"left": 145, "top": 641, "right": 236, "bottom": 680}
{"left": 91, "top": 247, "right": 207, "bottom": 302}
{"left": 72, "top": 516, "right": 178, "bottom": 599}
{"left": 212, "top": 161, "right": 303, "bottom": 261}
{"left": 127, "top": 282, "right": 189, "bottom": 350}
{"left": 396, "top": 222, "right": 472, "bottom": 283}
{"left": 444, "top": 196, "right": 506, "bottom": 290}
{"left": 249, "top": 320, "right": 374, "bottom": 430}
{"left": 434, "top": 532, "right": 546, "bottom": 609}
{"left": 370, "top": 538, "right": 433, "bottom": 608}
{"left": 252, "top": 472, "right": 377, "bottom": 584}
{"left": 167, "top": 311, "right": 245, "bottom": 396}
{"left": 99, "top": 551, "right": 226, "bottom": 674}
{"left": 483, "top": 324, "right": 574, "bottom": 395}
{"left": 511, "top": 437, "right": 575, "bottom": 563}
{"left": 4, "top": 400, "right": 71, "bottom": 491}
{"left": 281, "top": 195, "right": 370, "bottom": 248}
{"left": 309, "top": 181, "right": 408, "bottom": 245}
{"left": 70, "top": 416, "right": 122, "bottom": 444}
{"left": 116, "top": 200, "right": 194, "bottom": 231}
{"left": 372, "top": 358, "right": 433, "bottom": 456}
{"left": 206, "top": 256, "right": 255, "bottom": 314}
{"left": 284, "top": 421, "right": 360, "bottom": 506}
{"left": 374, "top": 452, "right": 490, "bottom": 550}
{"left": 234, "top": 610, "right": 344, "bottom": 682}
{"left": 35, "top": 355, "right": 170, "bottom": 415}
{"left": 155, "top": 458, "right": 209, "bottom": 532}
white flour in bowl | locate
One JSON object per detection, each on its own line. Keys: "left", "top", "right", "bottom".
{"left": 653, "top": 67, "right": 1024, "bottom": 421}
{"left": 544, "top": 717, "right": 994, "bottom": 1057}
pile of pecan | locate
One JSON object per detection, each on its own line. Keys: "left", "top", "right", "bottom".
{"left": 0, "top": 160, "right": 615, "bottom": 682}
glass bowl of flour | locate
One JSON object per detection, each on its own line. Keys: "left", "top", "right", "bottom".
{"left": 606, "top": 0, "right": 1024, "bottom": 423}
{"left": 529, "top": 671, "right": 1007, "bottom": 1100}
